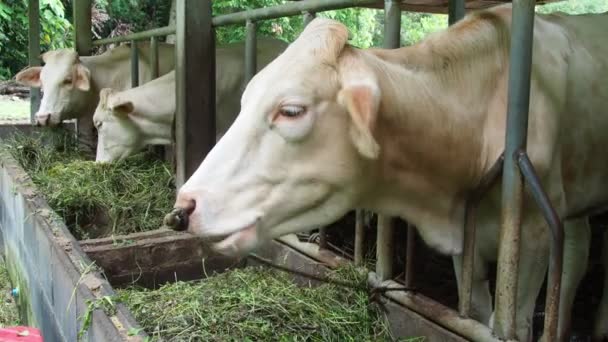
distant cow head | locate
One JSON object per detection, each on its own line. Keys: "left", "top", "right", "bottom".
{"left": 93, "top": 88, "right": 172, "bottom": 163}
{"left": 174, "top": 18, "right": 384, "bottom": 256}
{"left": 16, "top": 49, "right": 91, "bottom": 126}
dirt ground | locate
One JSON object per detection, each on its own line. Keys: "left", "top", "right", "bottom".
{"left": 0, "top": 95, "right": 30, "bottom": 124}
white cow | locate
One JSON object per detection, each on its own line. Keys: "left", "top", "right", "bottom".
{"left": 93, "top": 38, "right": 288, "bottom": 162}
{"left": 15, "top": 42, "right": 175, "bottom": 147}
{"left": 173, "top": 6, "right": 608, "bottom": 342}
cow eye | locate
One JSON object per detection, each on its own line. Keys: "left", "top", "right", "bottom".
{"left": 278, "top": 105, "right": 305, "bottom": 118}
{"left": 94, "top": 121, "right": 103, "bottom": 129}
{"left": 63, "top": 78, "right": 72, "bottom": 85}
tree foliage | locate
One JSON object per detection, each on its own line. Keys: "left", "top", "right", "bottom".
{"left": 0, "top": 0, "right": 72, "bottom": 80}
{"left": 536, "top": 0, "right": 608, "bottom": 14}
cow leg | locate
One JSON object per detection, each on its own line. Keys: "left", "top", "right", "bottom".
{"left": 549, "top": 217, "right": 590, "bottom": 341}
{"left": 593, "top": 229, "right": 608, "bottom": 341}
{"left": 452, "top": 254, "right": 492, "bottom": 324}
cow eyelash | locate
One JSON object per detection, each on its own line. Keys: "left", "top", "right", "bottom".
{"left": 278, "top": 105, "right": 306, "bottom": 118}
{"left": 63, "top": 78, "right": 72, "bottom": 84}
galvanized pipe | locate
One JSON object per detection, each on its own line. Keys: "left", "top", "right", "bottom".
{"left": 28, "top": 0, "right": 41, "bottom": 122}
{"left": 150, "top": 36, "right": 159, "bottom": 79}
{"left": 244, "top": 20, "right": 257, "bottom": 87}
{"left": 303, "top": 11, "right": 316, "bottom": 26}
{"left": 376, "top": 215, "right": 394, "bottom": 281}
{"left": 213, "top": 0, "right": 377, "bottom": 27}
{"left": 130, "top": 40, "right": 139, "bottom": 87}
{"left": 375, "top": 0, "right": 401, "bottom": 282}
{"left": 368, "top": 273, "right": 513, "bottom": 342}
{"left": 459, "top": 154, "right": 504, "bottom": 317}
{"left": 517, "top": 151, "right": 563, "bottom": 342}
{"left": 494, "top": 0, "right": 536, "bottom": 339}
{"left": 354, "top": 210, "right": 365, "bottom": 265}
{"left": 383, "top": 0, "right": 401, "bottom": 49}
{"left": 448, "top": 0, "right": 466, "bottom": 25}
{"left": 93, "top": 26, "right": 175, "bottom": 46}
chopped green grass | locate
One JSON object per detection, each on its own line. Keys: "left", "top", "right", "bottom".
{"left": 116, "top": 265, "right": 415, "bottom": 341}
{"left": 0, "top": 257, "right": 20, "bottom": 327}
{"left": 2, "top": 129, "right": 175, "bottom": 239}
{"left": 0, "top": 97, "right": 29, "bottom": 121}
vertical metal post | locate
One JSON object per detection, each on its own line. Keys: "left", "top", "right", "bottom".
{"left": 130, "top": 40, "right": 139, "bottom": 87}
{"left": 448, "top": 0, "right": 466, "bottom": 26}
{"left": 244, "top": 20, "right": 257, "bottom": 85}
{"left": 303, "top": 11, "right": 315, "bottom": 26}
{"left": 375, "top": 0, "right": 401, "bottom": 281}
{"left": 494, "top": 0, "right": 536, "bottom": 339}
{"left": 354, "top": 210, "right": 365, "bottom": 265}
{"left": 376, "top": 215, "right": 394, "bottom": 280}
{"left": 150, "top": 36, "right": 159, "bottom": 79}
{"left": 28, "top": 0, "right": 41, "bottom": 122}
{"left": 73, "top": 0, "right": 92, "bottom": 148}
{"left": 175, "top": 0, "right": 216, "bottom": 188}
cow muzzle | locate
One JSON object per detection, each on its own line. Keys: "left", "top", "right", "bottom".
{"left": 34, "top": 113, "right": 52, "bottom": 127}
{"left": 163, "top": 207, "right": 189, "bottom": 231}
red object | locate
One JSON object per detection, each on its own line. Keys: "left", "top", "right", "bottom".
{"left": 0, "top": 327, "right": 43, "bottom": 342}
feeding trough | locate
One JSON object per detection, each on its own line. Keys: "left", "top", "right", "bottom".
{"left": 0, "top": 129, "right": 465, "bottom": 341}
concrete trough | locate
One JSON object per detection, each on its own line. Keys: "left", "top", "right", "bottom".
{"left": 0, "top": 137, "right": 468, "bottom": 341}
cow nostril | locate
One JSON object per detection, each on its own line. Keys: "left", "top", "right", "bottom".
{"left": 164, "top": 207, "right": 189, "bottom": 231}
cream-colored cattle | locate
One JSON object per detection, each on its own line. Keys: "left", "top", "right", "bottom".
{"left": 174, "top": 6, "right": 608, "bottom": 341}
{"left": 93, "top": 38, "right": 288, "bottom": 162}
{"left": 16, "top": 42, "right": 175, "bottom": 147}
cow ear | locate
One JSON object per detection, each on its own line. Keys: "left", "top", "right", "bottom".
{"left": 74, "top": 64, "right": 91, "bottom": 91}
{"left": 15, "top": 67, "right": 43, "bottom": 87}
{"left": 337, "top": 53, "right": 381, "bottom": 159}
{"left": 111, "top": 100, "right": 134, "bottom": 116}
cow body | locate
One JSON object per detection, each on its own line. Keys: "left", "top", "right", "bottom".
{"left": 93, "top": 38, "right": 288, "bottom": 162}
{"left": 16, "top": 42, "right": 175, "bottom": 147}
{"left": 175, "top": 6, "right": 608, "bottom": 341}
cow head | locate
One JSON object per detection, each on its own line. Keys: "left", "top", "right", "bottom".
{"left": 174, "top": 18, "right": 383, "bottom": 256}
{"left": 16, "top": 49, "right": 91, "bottom": 126}
{"left": 94, "top": 88, "right": 172, "bottom": 163}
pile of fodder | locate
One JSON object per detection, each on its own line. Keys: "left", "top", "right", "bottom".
{"left": 2, "top": 129, "right": 175, "bottom": 239}
{"left": 117, "top": 265, "right": 415, "bottom": 341}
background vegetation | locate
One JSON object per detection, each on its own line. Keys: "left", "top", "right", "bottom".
{"left": 1, "top": 0, "right": 606, "bottom": 81}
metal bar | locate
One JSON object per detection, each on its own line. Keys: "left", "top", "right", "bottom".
{"left": 175, "top": 0, "right": 216, "bottom": 187}
{"left": 130, "top": 40, "right": 139, "bottom": 87}
{"left": 28, "top": 0, "right": 41, "bottom": 122}
{"left": 244, "top": 20, "right": 257, "bottom": 85}
{"left": 375, "top": 0, "right": 401, "bottom": 282}
{"left": 517, "top": 151, "right": 563, "bottom": 342}
{"left": 93, "top": 26, "right": 176, "bottom": 46}
{"left": 92, "top": 0, "right": 377, "bottom": 46}
{"left": 354, "top": 210, "right": 365, "bottom": 265}
{"left": 459, "top": 154, "right": 504, "bottom": 317}
{"left": 150, "top": 36, "right": 159, "bottom": 79}
{"left": 318, "top": 227, "right": 328, "bottom": 249}
{"left": 73, "top": 0, "right": 93, "bottom": 150}
{"left": 383, "top": 0, "right": 401, "bottom": 49}
{"left": 404, "top": 223, "right": 416, "bottom": 288}
{"left": 448, "top": 0, "right": 466, "bottom": 25}
{"left": 303, "top": 11, "right": 316, "bottom": 26}
{"left": 368, "top": 273, "right": 513, "bottom": 342}
{"left": 376, "top": 215, "right": 394, "bottom": 280}
{"left": 494, "top": 0, "right": 536, "bottom": 339}
{"left": 213, "top": 0, "right": 377, "bottom": 27}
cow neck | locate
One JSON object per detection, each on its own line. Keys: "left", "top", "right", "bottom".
{"left": 357, "top": 47, "right": 501, "bottom": 255}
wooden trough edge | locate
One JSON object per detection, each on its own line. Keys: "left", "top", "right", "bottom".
{"left": 0, "top": 147, "right": 147, "bottom": 341}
